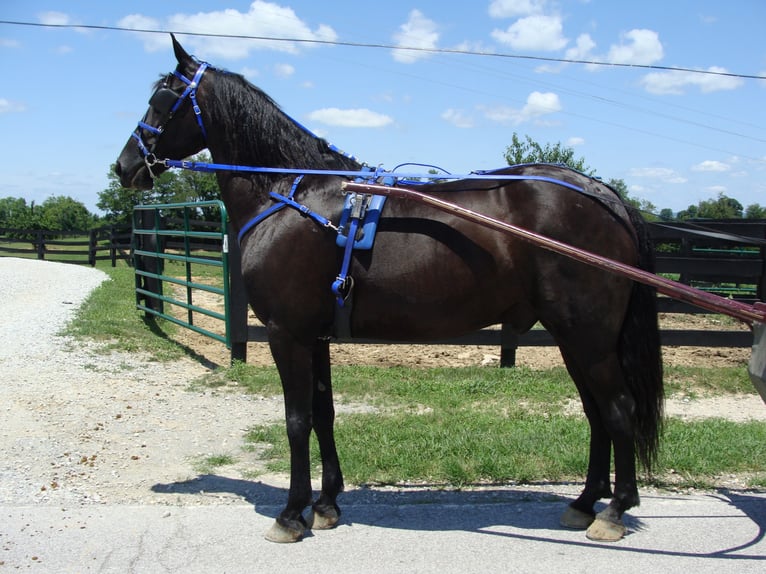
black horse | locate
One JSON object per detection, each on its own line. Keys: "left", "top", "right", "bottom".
{"left": 116, "top": 36, "right": 663, "bottom": 543}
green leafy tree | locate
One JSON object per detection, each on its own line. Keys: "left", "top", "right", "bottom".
{"left": 504, "top": 132, "right": 595, "bottom": 175}
{"left": 37, "top": 196, "right": 95, "bottom": 232}
{"left": 659, "top": 208, "right": 675, "bottom": 221}
{"left": 0, "top": 197, "right": 33, "bottom": 229}
{"left": 604, "top": 177, "right": 658, "bottom": 219}
{"left": 99, "top": 152, "right": 220, "bottom": 225}
{"left": 503, "top": 134, "right": 661, "bottom": 216}
{"left": 745, "top": 204, "right": 766, "bottom": 219}
{"left": 678, "top": 193, "right": 743, "bottom": 220}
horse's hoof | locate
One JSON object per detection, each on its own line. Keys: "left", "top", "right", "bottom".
{"left": 585, "top": 516, "right": 626, "bottom": 542}
{"left": 560, "top": 506, "right": 594, "bottom": 530}
{"left": 265, "top": 520, "right": 305, "bottom": 543}
{"left": 308, "top": 507, "right": 341, "bottom": 530}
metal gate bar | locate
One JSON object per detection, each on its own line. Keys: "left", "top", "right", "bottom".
{"left": 133, "top": 200, "right": 234, "bottom": 349}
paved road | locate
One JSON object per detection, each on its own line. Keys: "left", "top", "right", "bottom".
{"left": 3, "top": 481, "right": 765, "bottom": 573}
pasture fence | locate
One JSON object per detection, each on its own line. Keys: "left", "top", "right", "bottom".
{"left": 130, "top": 207, "right": 765, "bottom": 366}
{"left": 0, "top": 224, "right": 131, "bottom": 266}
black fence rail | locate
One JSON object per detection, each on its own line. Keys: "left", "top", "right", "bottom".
{"left": 0, "top": 225, "right": 132, "bottom": 266}
{"left": 128, "top": 211, "right": 765, "bottom": 366}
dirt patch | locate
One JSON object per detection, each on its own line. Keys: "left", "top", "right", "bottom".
{"left": 169, "top": 287, "right": 752, "bottom": 370}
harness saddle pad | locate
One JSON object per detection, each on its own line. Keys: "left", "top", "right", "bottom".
{"left": 336, "top": 194, "right": 387, "bottom": 250}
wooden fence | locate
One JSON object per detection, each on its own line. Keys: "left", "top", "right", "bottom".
{"left": 130, "top": 213, "right": 766, "bottom": 364}
{"left": 0, "top": 225, "right": 132, "bottom": 266}
{"left": 231, "top": 218, "right": 766, "bottom": 365}
{"left": 495, "top": 220, "right": 766, "bottom": 358}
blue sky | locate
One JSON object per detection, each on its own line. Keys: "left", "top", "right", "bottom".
{"left": 1, "top": 0, "right": 765, "bottom": 215}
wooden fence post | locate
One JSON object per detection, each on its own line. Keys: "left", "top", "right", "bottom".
{"left": 227, "top": 222, "right": 249, "bottom": 364}
{"left": 35, "top": 230, "right": 45, "bottom": 260}
{"left": 88, "top": 229, "right": 97, "bottom": 266}
{"left": 500, "top": 324, "right": 518, "bottom": 368}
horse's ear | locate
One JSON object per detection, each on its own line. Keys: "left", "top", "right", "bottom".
{"left": 171, "top": 33, "right": 192, "bottom": 66}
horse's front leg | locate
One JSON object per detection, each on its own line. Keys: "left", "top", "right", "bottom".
{"left": 308, "top": 338, "right": 344, "bottom": 530}
{"left": 265, "top": 328, "right": 315, "bottom": 543}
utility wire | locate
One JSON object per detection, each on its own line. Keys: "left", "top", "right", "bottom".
{"left": 2, "top": 19, "right": 766, "bottom": 80}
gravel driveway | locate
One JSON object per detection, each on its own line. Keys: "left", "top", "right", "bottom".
{"left": 0, "top": 257, "right": 285, "bottom": 508}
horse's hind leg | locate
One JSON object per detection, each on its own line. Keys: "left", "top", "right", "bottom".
{"left": 308, "top": 338, "right": 344, "bottom": 530}
{"left": 559, "top": 348, "right": 640, "bottom": 541}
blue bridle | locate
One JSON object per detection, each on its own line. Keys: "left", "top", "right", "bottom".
{"left": 132, "top": 61, "right": 209, "bottom": 177}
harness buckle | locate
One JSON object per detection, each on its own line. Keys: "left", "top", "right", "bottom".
{"left": 332, "top": 276, "right": 354, "bottom": 305}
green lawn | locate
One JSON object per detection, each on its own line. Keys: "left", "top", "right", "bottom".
{"left": 64, "top": 260, "right": 766, "bottom": 489}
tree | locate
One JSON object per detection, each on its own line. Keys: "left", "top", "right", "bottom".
{"left": 603, "top": 178, "right": 658, "bottom": 219}
{"left": 0, "top": 197, "right": 33, "bottom": 229}
{"left": 658, "top": 208, "right": 675, "bottom": 221}
{"left": 504, "top": 132, "right": 595, "bottom": 175}
{"left": 502, "top": 134, "right": 663, "bottom": 218}
{"left": 37, "top": 196, "right": 95, "bottom": 231}
{"left": 678, "top": 193, "right": 743, "bottom": 220}
{"left": 745, "top": 204, "right": 766, "bottom": 219}
{"left": 99, "top": 152, "right": 221, "bottom": 225}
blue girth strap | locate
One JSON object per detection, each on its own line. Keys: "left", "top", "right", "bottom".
{"left": 332, "top": 215, "right": 359, "bottom": 308}
{"left": 237, "top": 175, "right": 334, "bottom": 244}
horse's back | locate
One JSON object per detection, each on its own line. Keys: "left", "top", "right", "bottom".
{"left": 348, "top": 164, "right": 640, "bottom": 341}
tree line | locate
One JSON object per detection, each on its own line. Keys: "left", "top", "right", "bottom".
{"left": 2, "top": 140, "right": 764, "bottom": 233}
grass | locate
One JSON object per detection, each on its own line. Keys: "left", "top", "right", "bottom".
{"left": 62, "top": 261, "right": 187, "bottom": 360}
{"left": 58, "top": 259, "right": 766, "bottom": 489}
{"left": 221, "top": 362, "right": 766, "bottom": 489}
{"left": 191, "top": 453, "right": 238, "bottom": 474}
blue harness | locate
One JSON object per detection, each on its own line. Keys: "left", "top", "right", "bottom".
{"left": 237, "top": 171, "right": 393, "bottom": 323}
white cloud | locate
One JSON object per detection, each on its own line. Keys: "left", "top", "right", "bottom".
{"left": 488, "top": 0, "right": 546, "bottom": 18}
{"left": 640, "top": 67, "right": 743, "bottom": 95}
{"left": 240, "top": 66, "right": 260, "bottom": 80}
{"left": 628, "top": 166, "right": 687, "bottom": 184}
{"left": 391, "top": 10, "right": 439, "bottom": 64}
{"left": 491, "top": 14, "right": 567, "bottom": 52}
{"left": 0, "top": 98, "right": 26, "bottom": 114}
{"left": 121, "top": 1, "right": 338, "bottom": 59}
{"left": 38, "top": 11, "right": 89, "bottom": 34}
{"left": 482, "top": 91, "right": 561, "bottom": 125}
{"left": 38, "top": 11, "right": 72, "bottom": 26}
{"left": 442, "top": 108, "right": 474, "bottom": 128}
{"left": 566, "top": 136, "right": 585, "bottom": 147}
{"left": 307, "top": 108, "right": 393, "bottom": 128}
{"left": 565, "top": 33, "right": 596, "bottom": 61}
{"left": 117, "top": 14, "right": 168, "bottom": 52}
{"left": 692, "top": 160, "right": 730, "bottom": 172}
{"left": 606, "top": 29, "right": 663, "bottom": 65}
{"left": 274, "top": 63, "right": 294, "bottom": 78}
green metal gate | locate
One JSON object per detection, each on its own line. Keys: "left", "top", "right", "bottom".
{"left": 132, "top": 200, "right": 247, "bottom": 361}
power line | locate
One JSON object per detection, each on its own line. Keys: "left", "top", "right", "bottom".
{"left": 2, "top": 18, "right": 766, "bottom": 81}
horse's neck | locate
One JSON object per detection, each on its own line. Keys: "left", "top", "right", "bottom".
{"left": 203, "top": 81, "right": 360, "bottom": 230}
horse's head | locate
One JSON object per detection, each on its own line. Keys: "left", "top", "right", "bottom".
{"left": 115, "top": 35, "right": 210, "bottom": 189}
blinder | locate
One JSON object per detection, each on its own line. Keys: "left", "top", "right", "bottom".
{"left": 149, "top": 87, "right": 182, "bottom": 119}
{"left": 131, "top": 61, "right": 210, "bottom": 177}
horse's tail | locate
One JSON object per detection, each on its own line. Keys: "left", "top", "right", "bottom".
{"left": 619, "top": 207, "right": 664, "bottom": 471}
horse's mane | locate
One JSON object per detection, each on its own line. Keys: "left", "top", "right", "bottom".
{"left": 204, "top": 69, "right": 362, "bottom": 172}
